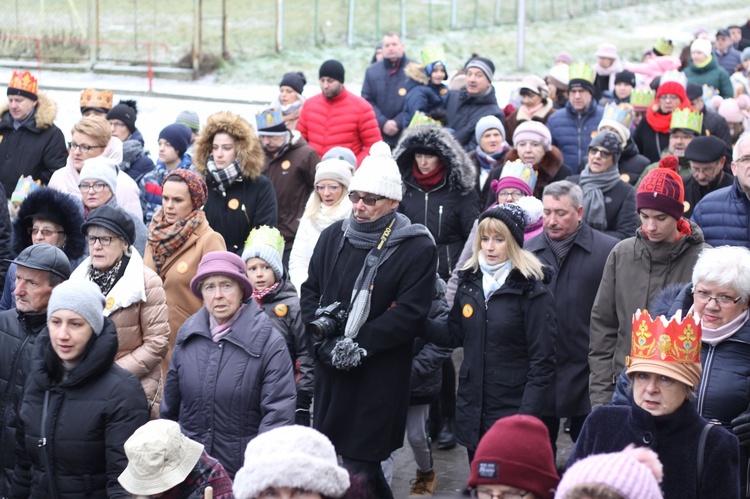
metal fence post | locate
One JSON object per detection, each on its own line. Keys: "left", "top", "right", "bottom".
{"left": 276, "top": 0, "right": 283, "bottom": 53}
{"left": 192, "top": 0, "right": 201, "bottom": 75}
{"left": 450, "top": 0, "right": 457, "bottom": 29}
{"left": 401, "top": 0, "right": 406, "bottom": 37}
{"left": 494, "top": 0, "right": 502, "bottom": 25}
{"left": 517, "top": 0, "right": 525, "bottom": 69}
{"left": 347, "top": 0, "right": 355, "bottom": 47}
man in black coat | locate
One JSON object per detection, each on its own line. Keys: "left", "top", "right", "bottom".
{"left": 443, "top": 57, "right": 506, "bottom": 152}
{"left": 300, "top": 143, "right": 437, "bottom": 499}
{"left": 361, "top": 32, "right": 412, "bottom": 148}
{"left": 525, "top": 181, "right": 618, "bottom": 456}
{"left": 0, "top": 244, "right": 70, "bottom": 497}
{"left": 0, "top": 71, "right": 67, "bottom": 198}
{"left": 683, "top": 135, "right": 734, "bottom": 219}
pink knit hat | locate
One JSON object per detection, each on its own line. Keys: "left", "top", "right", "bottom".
{"left": 714, "top": 95, "right": 750, "bottom": 124}
{"left": 513, "top": 121, "right": 552, "bottom": 151}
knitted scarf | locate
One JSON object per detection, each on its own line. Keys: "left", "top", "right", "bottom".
{"left": 148, "top": 209, "right": 206, "bottom": 274}
{"left": 702, "top": 309, "right": 749, "bottom": 346}
{"left": 478, "top": 253, "right": 511, "bottom": 299}
{"left": 207, "top": 156, "right": 241, "bottom": 193}
{"left": 544, "top": 224, "right": 581, "bottom": 264}
{"left": 645, "top": 107, "right": 674, "bottom": 134}
{"left": 579, "top": 164, "right": 622, "bottom": 232}
{"left": 87, "top": 257, "right": 126, "bottom": 296}
{"left": 251, "top": 281, "right": 280, "bottom": 305}
{"left": 309, "top": 198, "right": 353, "bottom": 233}
{"left": 475, "top": 144, "right": 510, "bottom": 171}
{"left": 412, "top": 162, "right": 446, "bottom": 192}
{"left": 209, "top": 303, "right": 247, "bottom": 342}
{"left": 330, "top": 211, "right": 433, "bottom": 370}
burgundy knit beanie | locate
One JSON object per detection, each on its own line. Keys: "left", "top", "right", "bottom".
{"left": 468, "top": 415, "right": 559, "bottom": 499}
{"left": 636, "top": 155, "right": 685, "bottom": 220}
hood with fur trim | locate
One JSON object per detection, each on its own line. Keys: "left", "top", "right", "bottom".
{"left": 393, "top": 125, "right": 477, "bottom": 194}
{"left": 405, "top": 61, "right": 430, "bottom": 85}
{"left": 12, "top": 187, "right": 86, "bottom": 261}
{"left": 0, "top": 92, "right": 57, "bottom": 132}
{"left": 193, "top": 111, "right": 265, "bottom": 180}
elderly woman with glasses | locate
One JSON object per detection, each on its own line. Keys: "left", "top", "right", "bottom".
{"left": 567, "top": 130, "right": 637, "bottom": 240}
{"left": 70, "top": 205, "right": 170, "bottom": 419}
{"left": 161, "top": 250, "right": 296, "bottom": 478}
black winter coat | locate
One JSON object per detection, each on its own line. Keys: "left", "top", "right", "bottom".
{"left": 0, "top": 95, "right": 67, "bottom": 198}
{"left": 0, "top": 183, "right": 11, "bottom": 288}
{"left": 683, "top": 171, "right": 734, "bottom": 219}
{"left": 300, "top": 215, "right": 437, "bottom": 462}
{"left": 0, "top": 311, "right": 47, "bottom": 497}
{"left": 428, "top": 267, "right": 556, "bottom": 450}
{"left": 633, "top": 116, "right": 670, "bottom": 164}
{"left": 393, "top": 125, "right": 479, "bottom": 279}
{"left": 11, "top": 318, "right": 149, "bottom": 499}
{"left": 203, "top": 174, "right": 278, "bottom": 255}
{"left": 569, "top": 400, "right": 740, "bottom": 499}
{"left": 618, "top": 139, "right": 651, "bottom": 186}
{"left": 567, "top": 174, "right": 638, "bottom": 240}
{"left": 443, "top": 87, "right": 506, "bottom": 152}
{"left": 525, "top": 225, "right": 618, "bottom": 418}
{"left": 362, "top": 55, "right": 412, "bottom": 147}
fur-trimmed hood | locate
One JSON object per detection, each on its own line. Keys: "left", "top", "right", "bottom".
{"left": 0, "top": 92, "right": 57, "bottom": 132}
{"left": 12, "top": 187, "right": 86, "bottom": 261}
{"left": 405, "top": 61, "right": 429, "bottom": 85}
{"left": 393, "top": 125, "right": 477, "bottom": 194}
{"left": 193, "top": 111, "right": 265, "bottom": 180}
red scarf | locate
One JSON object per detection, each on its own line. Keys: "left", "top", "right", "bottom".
{"left": 251, "top": 280, "right": 280, "bottom": 305}
{"left": 645, "top": 102, "right": 693, "bottom": 134}
{"left": 412, "top": 162, "right": 446, "bottom": 192}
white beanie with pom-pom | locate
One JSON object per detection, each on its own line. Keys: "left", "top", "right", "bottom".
{"left": 348, "top": 141, "right": 403, "bottom": 201}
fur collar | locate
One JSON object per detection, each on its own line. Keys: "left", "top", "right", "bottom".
{"left": 405, "top": 61, "right": 429, "bottom": 85}
{"left": 0, "top": 92, "right": 57, "bottom": 131}
{"left": 193, "top": 111, "right": 265, "bottom": 180}
{"left": 393, "top": 125, "right": 476, "bottom": 194}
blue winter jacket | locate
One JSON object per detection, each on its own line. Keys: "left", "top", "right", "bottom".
{"left": 546, "top": 100, "right": 604, "bottom": 173}
{"left": 691, "top": 179, "right": 750, "bottom": 248}
{"left": 361, "top": 55, "right": 412, "bottom": 146}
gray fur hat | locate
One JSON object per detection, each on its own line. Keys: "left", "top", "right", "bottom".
{"left": 589, "top": 130, "right": 623, "bottom": 165}
{"left": 47, "top": 280, "right": 106, "bottom": 335}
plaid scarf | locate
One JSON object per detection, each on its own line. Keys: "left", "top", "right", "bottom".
{"left": 207, "top": 156, "right": 241, "bottom": 192}
{"left": 148, "top": 209, "right": 206, "bottom": 274}
{"left": 251, "top": 280, "right": 280, "bottom": 305}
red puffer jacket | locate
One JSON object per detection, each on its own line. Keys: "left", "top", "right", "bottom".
{"left": 297, "top": 87, "right": 382, "bottom": 166}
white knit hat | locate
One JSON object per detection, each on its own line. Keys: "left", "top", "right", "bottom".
{"left": 348, "top": 141, "right": 403, "bottom": 201}
{"left": 691, "top": 38, "right": 713, "bottom": 58}
{"left": 79, "top": 156, "right": 119, "bottom": 193}
{"left": 598, "top": 118, "right": 631, "bottom": 144}
{"left": 233, "top": 425, "right": 350, "bottom": 499}
{"left": 315, "top": 158, "right": 355, "bottom": 188}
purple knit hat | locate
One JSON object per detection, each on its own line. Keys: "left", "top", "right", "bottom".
{"left": 190, "top": 251, "right": 253, "bottom": 300}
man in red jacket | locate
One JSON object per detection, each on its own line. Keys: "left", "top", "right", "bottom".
{"left": 297, "top": 60, "right": 382, "bottom": 167}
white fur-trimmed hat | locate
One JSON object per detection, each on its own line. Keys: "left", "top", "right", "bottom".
{"left": 348, "top": 141, "right": 402, "bottom": 201}
{"left": 233, "top": 425, "right": 350, "bottom": 499}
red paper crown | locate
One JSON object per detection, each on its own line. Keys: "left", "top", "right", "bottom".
{"left": 8, "top": 70, "right": 38, "bottom": 97}
{"left": 627, "top": 309, "right": 701, "bottom": 366}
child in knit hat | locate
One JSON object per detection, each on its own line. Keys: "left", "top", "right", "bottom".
{"left": 242, "top": 225, "right": 313, "bottom": 426}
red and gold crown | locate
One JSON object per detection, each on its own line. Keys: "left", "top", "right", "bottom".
{"left": 79, "top": 88, "right": 113, "bottom": 111}
{"left": 7, "top": 70, "right": 38, "bottom": 99}
{"left": 627, "top": 309, "right": 701, "bottom": 366}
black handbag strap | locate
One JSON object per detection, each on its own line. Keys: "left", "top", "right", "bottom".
{"left": 696, "top": 423, "right": 713, "bottom": 494}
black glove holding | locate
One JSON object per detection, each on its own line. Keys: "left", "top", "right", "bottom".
{"left": 312, "top": 336, "right": 339, "bottom": 368}
{"left": 731, "top": 412, "right": 750, "bottom": 446}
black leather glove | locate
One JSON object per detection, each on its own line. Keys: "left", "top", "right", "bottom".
{"left": 731, "top": 412, "right": 750, "bottom": 446}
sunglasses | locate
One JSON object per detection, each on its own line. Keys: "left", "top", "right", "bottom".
{"left": 348, "top": 192, "right": 385, "bottom": 206}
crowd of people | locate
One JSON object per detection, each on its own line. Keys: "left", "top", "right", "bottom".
{"left": 1, "top": 18, "right": 750, "bottom": 499}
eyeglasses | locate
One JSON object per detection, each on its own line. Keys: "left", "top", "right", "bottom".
{"left": 87, "top": 235, "right": 115, "bottom": 246}
{"left": 68, "top": 141, "right": 105, "bottom": 153}
{"left": 348, "top": 192, "right": 385, "bottom": 206}
{"left": 28, "top": 227, "right": 65, "bottom": 237}
{"left": 690, "top": 164, "right": 719, "bottom": 175}
{"left": 497, "top": 190, "right": 525, "bottom": 200}
{"left": 735, "top": 156, "right": 750, "bottom": 166}
{"left": 80, "top": 182, "right": 108, "bottom": 193}
{"left": 470, "top": 489, "right": 530, "bottom": 499}
{"left": 109, "top": 121, "right": 126, "bottom": 128}
{"left": 693, "top": 289, "right": 743, "bottom": 307}
{"left": 315, "top": 184, "right": 341, "bottom": 193}
{"left": 588, "top": 147, "right": 613, "bottom": 158}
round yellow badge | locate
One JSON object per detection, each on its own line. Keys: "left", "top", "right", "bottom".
{"left": 281, "top": 160, "right": 291, "bottom": 170}
{"left": 440, "top": 88, "right": 448, "bottom": 95}
{"left": 683, "top": 200, "right": 690, "bottom": 213}
{"left": 228, "top": 198, "right": 240, "bottom": 210}
{"left": 105, "top": 297, "right": 115, "bottom": 310}
{"left": 620, "top": 173, "right": 630, "bottom": 183}
{"left": 275, "top": 304, "right": 288, "bottom": 317}
{"left": 462, "top": 304, "right": 474, "bottom": 318}
{"left": 176, "top": 262, "right": 189, "bottom": 274}
{"left": 398, "top": 88, "right": 407, "bottom": 96}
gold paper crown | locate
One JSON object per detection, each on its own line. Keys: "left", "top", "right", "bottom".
{"left": 630, "top": 89, "right": 655, "bottom": 109}
{"left": 499, "top": 159, "right": 538, "bottom": 192}
{"left": 243, "top": 225, "right": 285, "bottom": 256}
{"left": 670, "top": 108, "right": 703, "bottom": 134}
{"left": 408, "top": 111, "right": 441, "bottom": 128}
{"left": 568, "top": 62, "right": 595, "bottom": 84}
{"left": 628, "top": 309, "right": 701, "bottom": 365}
{"left": 420, "top": 45, "right": 447, "bottom": 68}
{"left": 602, "top": 103, "right": 634, "bottom": 128}
{"left": 653, "top": 38, "right": 675, "bottom": 56}
{"left": 79, "top": 88, "right": 113, "bottom": 111}
{"left": 8, "top": 70, "right": 38, "bottom": 96}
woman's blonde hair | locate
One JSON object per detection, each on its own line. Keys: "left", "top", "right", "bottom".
{"left": 462, "top": 216, "right": 544, "bottom": 281}
{"left": 71, "top": 116, "right": 111, "bottom": 148}
{"left": 301, "top": 184, "right": 350, "bottom": 220}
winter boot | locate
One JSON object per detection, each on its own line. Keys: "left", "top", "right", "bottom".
{"left": 437, "top": 417, "right": 456, "bottom": 450}
{"left": 409, "top": 469, "right": 437, "bottom": 496}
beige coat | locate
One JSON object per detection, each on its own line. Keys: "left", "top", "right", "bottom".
{"left": 143, "top": 215, "right": 226, "bottom": 375}
{"left": 70, "top": 250, "right": 170, "bottom": 419}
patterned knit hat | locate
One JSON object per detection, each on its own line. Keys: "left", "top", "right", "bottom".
{"left": 468, "top": 415, "right": 559, "bottom": 499}
{"left": 479, "top": 203, "right": 528, "bottom": 248}
{"left": 348, "top": 142, "right": 402, "bottom": 201}
{"left": 588, "top": 130, "right": 623, "bottom": 165}
{"left": 242, "top": 226, "right": 285, "bottom": 281}
{"left": 465, "top": 57, "right": 495, "bottom": 81}
{"left": 636, "top": 155, "right": 685, "bottom": 220}
{"left": 163, "top": 169, "right": 208, "bottom": 209}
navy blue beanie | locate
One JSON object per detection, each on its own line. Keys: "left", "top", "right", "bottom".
{"left": 159, "top": 123, "right": 193, "bottom": 159}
